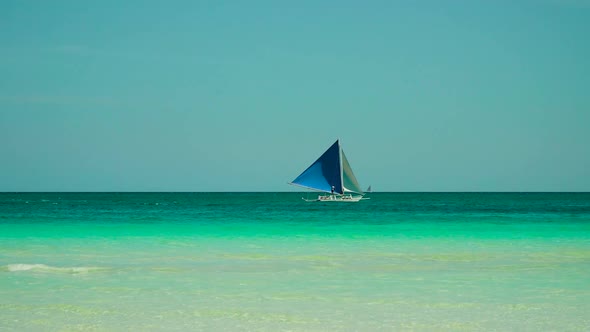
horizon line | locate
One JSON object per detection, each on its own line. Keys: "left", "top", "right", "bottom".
{"left": 1, "top": 191, "right": 589, "bottom": 194}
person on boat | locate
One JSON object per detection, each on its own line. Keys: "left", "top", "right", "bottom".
{"left": 331, "top": 186, "right": 335, "bottom": 195}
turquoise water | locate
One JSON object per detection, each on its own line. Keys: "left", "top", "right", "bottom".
{"left": 1, "top": 193, "right": 589, "bottom": 331}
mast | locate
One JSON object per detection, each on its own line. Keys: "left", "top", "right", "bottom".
{"left": 338, "top": 139, "right": 344, "bottom": 195}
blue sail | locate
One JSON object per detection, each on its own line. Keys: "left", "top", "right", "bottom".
{"left": 291, "top": 140, "right": 343, "bottom": 194}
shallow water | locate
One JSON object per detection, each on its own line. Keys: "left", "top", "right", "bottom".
{"left": 1, "top": 193, "right": 589, "bottom": 331}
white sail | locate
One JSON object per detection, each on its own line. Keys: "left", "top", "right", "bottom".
{"left": 341, "top": 149, "right": 364, "bottom": 194}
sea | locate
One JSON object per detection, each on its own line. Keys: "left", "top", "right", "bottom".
{"left": 1, "top": 192, "right": 589, "bottom": 331}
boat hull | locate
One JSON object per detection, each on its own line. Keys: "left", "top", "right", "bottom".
{"left": 302, "top": 194, "right": 368, "bottom": 202}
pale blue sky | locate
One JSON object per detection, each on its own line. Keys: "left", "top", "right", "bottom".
{"left": 1, "top": 0, "right": 589, "bottom": 191}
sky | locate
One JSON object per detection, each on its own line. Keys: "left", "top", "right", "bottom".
{"left": 1, "top": 0, "right": 589, "bottom": 192}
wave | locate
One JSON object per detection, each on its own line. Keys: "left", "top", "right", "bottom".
{"left": 2, "top": 264, "right": 107, "bottom": 274}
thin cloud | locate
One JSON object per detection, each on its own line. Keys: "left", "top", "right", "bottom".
{"left": 50, "top": 44, "right": 92, "bottom": 56}
{"left": 0, "top": 95, "right": 127, "bottom": 108}
{"left": 543, "top": 0, "right": 590, "bottom": 8}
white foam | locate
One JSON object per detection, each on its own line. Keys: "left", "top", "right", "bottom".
{"left": 6, "top": 263, "right": 47, "bottom": 271}
{"left": 5, "top": 264, "right": 104, "bottom": 274}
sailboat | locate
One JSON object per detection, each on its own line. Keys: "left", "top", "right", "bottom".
{"left": 289, "top": 139, "right": 368, "bottom": 202}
